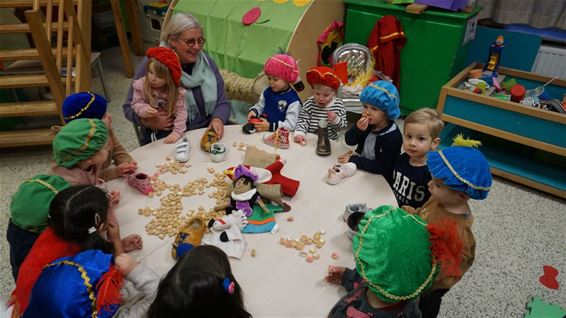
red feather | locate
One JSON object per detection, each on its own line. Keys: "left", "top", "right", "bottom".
{"left": 96, "top": 266, "right": 123, "bottom": 313}
{"left": 427, "top": 219, "right": 463, "bottom": 277}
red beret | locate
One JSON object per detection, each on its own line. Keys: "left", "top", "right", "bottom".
{"left": 306, "top": 66, "right": 342, "bottom": 91}
{"left": 146, "top": 47, "right": 182, "bottom": 87}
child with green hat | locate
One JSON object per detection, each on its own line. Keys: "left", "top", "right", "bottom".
{"left": 7, "top": 175, "right": 70, "bottom": 280}
{"left": 402, "top": 135, "right": 492, "bottom": 317}
{"left": 59, "top": 91, "right": 137, "bottom": 181}
{"left": 326, "top": 205, "right": 463, "bottom": 317}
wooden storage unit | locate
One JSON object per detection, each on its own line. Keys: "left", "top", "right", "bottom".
{"left": 436, "top": 62, "right": 566, "bottom": 198}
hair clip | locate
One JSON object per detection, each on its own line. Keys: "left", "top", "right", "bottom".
{"left": 88, "top": 227, "right": 97, "bottom": 234}
{"left": 222, "top": 277, "right": 235, "bottom": 295}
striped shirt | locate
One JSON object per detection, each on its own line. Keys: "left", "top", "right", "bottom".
{"left": 295, "top": 97, "right": 347, "bottom": 140}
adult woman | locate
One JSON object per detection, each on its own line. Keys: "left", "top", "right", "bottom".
{"left": 123, "top": 13, "right": 230, "bottom": 145}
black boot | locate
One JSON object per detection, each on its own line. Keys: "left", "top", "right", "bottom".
{"left": 316, "top": 119, "right": 331, "bottom": 156}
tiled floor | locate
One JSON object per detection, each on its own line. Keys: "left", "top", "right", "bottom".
{"left": 1, "top": 46, "right": 564, "bottom": 317}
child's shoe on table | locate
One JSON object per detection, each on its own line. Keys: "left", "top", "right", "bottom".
{"left": 343, "top": 202, "right": 368, "bottom": 222}
{"left": 263, "top": 127, "right": 290, "bottom": 149}
{"left": 171, "top": 217, "right": 206, "bottom": 260}
{"left": 210, "top": 142, "right": 227, "bottom": 162}
{"left": 127, "top": 172, "right": 154, "bottom": 195}
{"left": 175, "top": 138, "right": 191, "bottom": 163}
{"left": 326, "top": 162, "right": 357, "bottom": 185}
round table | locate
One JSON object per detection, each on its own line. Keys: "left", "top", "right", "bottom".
{"left": 109, "top": 125, "right": 397, "bottom": 317}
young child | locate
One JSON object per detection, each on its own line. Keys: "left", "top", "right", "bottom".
{"left": 390, "top": 107, "right": 444, "bottom": 208}
{"left": 326, "top": 205, "right": 463, "bottom": 317}
{"left": 338, "top": 80, "right": 403, "bottom": 175}
{"left": 61, "top": 91, "right": 137, "bottom": 180}
{"left": 247, "top": 53, "right": 302, "bottom": 147}
{"left": 402, "top": 137, "right": 492, "bottom": 318}
{"left": 24, "top": 251, "right": 160, "bottom": 318}
{"left": 7, "top": 175, "right": 70, "bottom": 281}
{"left": 9, "top": 185, "right": 143, "bottom": 316}
{"left": 148, "top": 245, "right": 251, "bottom": 318}
{"left": 294, "top": 66, "right": 347, "bottom": 144}
{"left": 132, "top": 47, "right": 187, "bottom": 144}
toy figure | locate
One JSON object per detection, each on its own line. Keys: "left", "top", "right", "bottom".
{"left": 214, "top": 165, "right": 269, "bottom": 217}
{"left": 483, "top": 35, "right": 504, "bottom": 78}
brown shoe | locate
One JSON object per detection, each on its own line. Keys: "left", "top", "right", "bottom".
{"left": 171, "top": 217, "right": 206, "bottom": 260}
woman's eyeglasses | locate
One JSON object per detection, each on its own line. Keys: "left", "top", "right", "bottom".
{"left": 178, "top": 36, "right": 206, "bottom": 48}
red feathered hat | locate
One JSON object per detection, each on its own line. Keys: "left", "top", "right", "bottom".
{"left": 306, "top": 66, "right": 342, "bottom": 91}
{"left": 146, "top": 47, "right": 182, "bottom": 87}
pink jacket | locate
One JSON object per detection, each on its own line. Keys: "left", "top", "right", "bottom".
{"left": 131, "top": 78, "right": 188, "bottom": 135}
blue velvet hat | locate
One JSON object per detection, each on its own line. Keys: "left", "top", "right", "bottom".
{"left": 62, "top": 92, "right": 107, "bottom": 123}
{"left": 427, "top": 145, "right": 492, "bottom": 200}
{"left": 360, "top": 80, "right": 400, "bottom": 120}
{"left": 24, "top": 250, "right": 122, "bottom": 318}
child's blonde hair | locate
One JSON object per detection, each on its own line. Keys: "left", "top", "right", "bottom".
{"left": 144, "top": 58, "right": 179, "bottom": 115}
{"left": 404, "top": 108, "right": 444, "bottom": 139}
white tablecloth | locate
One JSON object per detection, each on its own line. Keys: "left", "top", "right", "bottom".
{"left": 109, "top": 125, "right": 397, "bottom": 318}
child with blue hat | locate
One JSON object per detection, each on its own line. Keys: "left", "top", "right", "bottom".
{"left": 60, "top": 92, "right": 137, "bottom": 181}
{"left": 402, "top": 135, "right": 492, "bottom": 317}
{"left": 337, "top": 80, "right": 403, "bottom": 178}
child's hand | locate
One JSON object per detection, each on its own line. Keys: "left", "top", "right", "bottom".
{"left": 141, "top": 107, "right": 159, "bottom": 118}
{"left": 294, "top": 134, "right": 306, "bottom": 145}
{"left": 254, "top": 119, "right": 270, "bottom": 132}
{"left": 338, "top": 152, "right": 351, "bottom": 164}
{"left": 115, "top": 253, "right": 139, "bottom": 276}
{"left": 327, "top": 111, "right": 337, "bottom": 122}
{"left": 164, "top": 131, "right": 182, "bottom": 144}
{"left": 109, "top": 190, "right": 120, "bottom": 206}
{"left": 106, "top": 220, "right": 122, "bottom": 244}
{"left": 247, "top": 111, "right": 257, "bottom": 121}
{"left": 122, "top": 234, "right": 143, "bottom": 252}
{"left": 356, "top": 114, "right": 369, "bottom": 131}
{"left": 117, "top": 162, "right": 136, "bottom": 176}
{"left": 325, "top": 266, "right": 346, "bottom": 284}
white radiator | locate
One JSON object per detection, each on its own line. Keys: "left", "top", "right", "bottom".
{"left": 531, "top": 45, "right": 566, "bottom": 80}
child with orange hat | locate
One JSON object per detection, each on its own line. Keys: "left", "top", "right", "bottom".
{"left": 248, "top": 53, "right": 302, "bottom": 149}
{"left": 294, "top": 66, "right": 347, "bottom": 145}
{"left": 132, "top": 47, "right": 188, "bottom": 144}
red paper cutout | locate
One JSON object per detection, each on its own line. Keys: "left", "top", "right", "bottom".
{"left": 243, "top": 7, "right": 261, "bottom": 25}
{"left": 539, "top": 265, "right": 559, "bottom": 290}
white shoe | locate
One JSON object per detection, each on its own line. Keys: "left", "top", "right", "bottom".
{"left": 175, "top": 138, "right": 191, "bottom": 163}
{"left": 326, "top": 162, "right": 357, "bottom": 185}
{"left": 210, "top": 142, "right": 227, "bottom": 163}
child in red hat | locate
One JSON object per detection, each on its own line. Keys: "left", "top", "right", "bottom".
{"left": 294, "top": 66, "right": 347, "bottom": 145}
{"left": 132, "top": 47, "right": 188, "bottom": 143}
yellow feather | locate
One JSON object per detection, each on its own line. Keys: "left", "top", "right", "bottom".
{"left": 452, "top": 134, "right": 482, "bottom": 148}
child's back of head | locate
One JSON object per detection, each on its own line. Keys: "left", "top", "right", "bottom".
{"left": 360, "top": 80, "right": 400, "bottom": 120}
{"left": 49, "top": 185, "right": 112, "bottom": 252}
{"left": 62, "top": 92, "right": 107, "bottom": 123}
{"left": 148, "top": 245, "right": 251, "bottom": 318}
{"left": 427, "top": 135, "right": 492, "bottom": 200}
{"left": 404, "top": 108, "right": 444, "bottom": 140}
{"left": 52, "top": 118, "right": 109, "bottom": 170}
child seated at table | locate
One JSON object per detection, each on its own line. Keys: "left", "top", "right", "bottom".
{"left": 132, "top": 47, "right": 188, "bottom": 144}
{"left": 390, "top": 107, "right": 444, "bottom": 208}
{"left": 294, "top": 66, "right": 347, "bottom": 145}
{"left": 325, "top": 205, "right": 463, "bottom": 317}
{"left": 9, "top": 185, "right": 143, "bottom": 316}
{"left": 148, "top": 245, "right": 251, "bottom": 318}
{"left": 58, "top": 91, "right": 137, "bottom": 181}
{"left": 247, "top": 53, "right": 302, "bottom": 148}
{"left": 328, "top": 81, "right": 402, "bottom": 185}
{"left": 402, "top": 138, "right": 492, "bottom": 318}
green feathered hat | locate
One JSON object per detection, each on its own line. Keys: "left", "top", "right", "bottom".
{"left": 10, "top": 175, "right": 70, "bottom": 231}
{"left": 353, "top": 206, "right": 441, "bottom": 302}
{"left": 52, "top": 118, "right": 109, "bottom": 168}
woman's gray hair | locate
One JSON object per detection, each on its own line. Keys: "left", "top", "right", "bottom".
{"left": 160, "top": 12, "right": 202, "bottom": 45}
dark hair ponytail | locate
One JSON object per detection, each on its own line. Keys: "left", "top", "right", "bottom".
{"left": 148, "top": 245, "right": 251, "bottom": 318}
{"left": 48, "top": 185, "right": 112, "bottom": 253}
